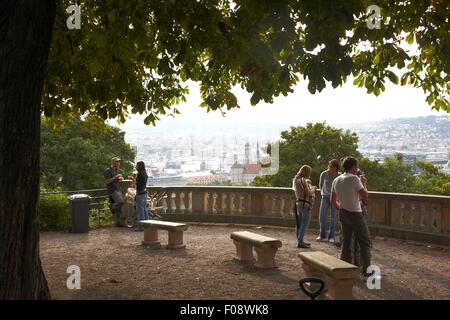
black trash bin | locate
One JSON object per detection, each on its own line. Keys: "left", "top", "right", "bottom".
{"left": 68, "top": 194, "right": 91, "bottom": 233}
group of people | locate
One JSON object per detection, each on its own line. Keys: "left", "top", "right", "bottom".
{"left": 104, "top": 155, "right": 371, "bottom": 275}
{"left": 103, "top": 157, "right": 149, "bottom": 231}
{"left": 293, "top": 156, "right": 372, "bottom": 277}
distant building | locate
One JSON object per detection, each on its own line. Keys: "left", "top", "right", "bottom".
{"left": 230, "top": 163, "right": 245, "bottom": 184}
{"left": 165, "top": 160, "right": 181, "bottom": 169}
{"left": 230, "top": 143, "right": 262, "bottom": 185}
{"left": 242, "top": 163, "right": 261, "bottom": 185}
{"left": 230, "top": 163, "right": 262, "bottom": 185}
{"left": 245, "top": 142, "right": 250, "bottom": 164}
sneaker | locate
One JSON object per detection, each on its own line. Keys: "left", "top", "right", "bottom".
{"left": 297, "top": 243, "right": 311, "bottom": 249}
{"left": 328, "top": 238, "right": 336, "bottom": 243}
{"left": 316, "top": 236, "right": 327, "bottom": 242}
{"left": 333, "top": 240, "right": 342, "bottom": 248}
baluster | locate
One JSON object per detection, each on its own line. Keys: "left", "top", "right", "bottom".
{"left": 238, "top": 194, "right": 244, "bottom": 215}
{"left": 179, "top": 192, "right": 186, "bottom": 214}
{"left": 162, "top": 196, "right": 168, "bottom": 214}
{"left": 419, "top": 204, "right": 426, "bottom": 228}
{"left": 269, "top": 194, "right": 278, "bottom": 216}
{"left": 263, "top": 194, "right": 271, "bottom": 216}
{"left": 203, "top": 192, "right": 210, "bottom": 214}
{"left": 399, "top": 202, "right": 405, "bottom": 225}
{"left": 240, "top": 193, "right": 250, "bottom": 215}
{"left": 212, "top": 193, "right": 218, "bottom": 214}
{"left": 230, "top": 193, "right": 236, "bottom": 214}
{"left": 187, "top": 191, "right": 193, "bottom": 213}
{"left": 431, "top": 204, "right": 440, "bottom": 231}
{"left": 410, "top": 202, "right": 416, "bottom": 227}
{"left": 243, "top": 193, "right": 251, "bottom": 215}
{"left": 217, "top": 192, "right": 225, "bottom": 214}
{"left": 280, "top": 195, "right": 286, "bottom": 217}
{"left": 170, "top": 192, "right": 177, "bottom": 213}
{"left": 225, "top": 193, "right": 233, "bottom": 215}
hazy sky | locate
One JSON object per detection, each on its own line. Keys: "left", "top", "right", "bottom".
{"left": 116, "top": 79, "right": 445, "bottom": 130}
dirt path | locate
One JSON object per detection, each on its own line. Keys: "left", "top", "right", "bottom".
{"left": 40, "top": 224, "right": 450, "bottom": 300}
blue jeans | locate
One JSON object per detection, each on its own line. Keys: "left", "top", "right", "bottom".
{"left": 296, "top": 204, "right": 311, "bottom": 245}
{"left": 319, "top": 195, "right": 336, "bottom": 239}
{"left": 136, "top": 192, "right": 149, "bottom": 221}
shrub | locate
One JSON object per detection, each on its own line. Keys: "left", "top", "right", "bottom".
{"left": 38, "top": 193, "right": 70, "bottom": 231}
{"left": 89, "top": 200, "right": 114, "bottom": 228}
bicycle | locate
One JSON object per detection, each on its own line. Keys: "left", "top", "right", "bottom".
{"left": 124, "top": 187, "right": 167, "bottom": 228}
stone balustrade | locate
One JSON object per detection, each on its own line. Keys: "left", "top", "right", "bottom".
{"left": 135, "top": 185, "right": 450, "bottom": 246}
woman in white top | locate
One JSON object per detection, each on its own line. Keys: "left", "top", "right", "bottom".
{"left": 292, "top": 165, "right": 317, "bottom": 248}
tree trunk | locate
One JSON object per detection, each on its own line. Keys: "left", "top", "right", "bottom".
{"left": 0, "top": 0, "right": 56, "bottom": 299}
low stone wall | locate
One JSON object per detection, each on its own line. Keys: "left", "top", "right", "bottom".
{"left": 138, "top": 185, "right": 450, "bottom": 246}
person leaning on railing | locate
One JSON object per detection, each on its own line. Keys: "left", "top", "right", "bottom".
{"left": 134, "top": 161, "right": 149, "bottom": 231}
{"left": 104, "top": 157, "right": 125, "bottom": 227}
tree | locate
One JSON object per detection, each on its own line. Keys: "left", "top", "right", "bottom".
{"left": 358, "top": 154, "right": 416, "bottom": 193}
{"left": 252, "top": 123, "right": 361, "bottom": 187}
{"left": 414, "top": 160, "right": 450, "bottom": 196}
{"left": 1, "top": 0, "right": 449, "bottom": 299}
{"left": 41, "top": 118, "right": 135, "bottom": 190}
{"left": 0, "top": 0, "right": 56, "bottom": 299}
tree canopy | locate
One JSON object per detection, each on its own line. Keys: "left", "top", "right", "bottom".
{"left": 252, "top": 126, "right": 450, "bottom": 196}
{"left": 44, "top": 0, "right": 449, "bottom": 126}
{"left": 252, "top": 122, "right": 361, "bottom": 187}
{"left": 40, "top": 117, "right": 135, "bottom": 190}
{"left": 360, "top": 155, "right": 450, "bottom": 196}
{"left": 414, "top": 160, "right": 450, "bottom": 195}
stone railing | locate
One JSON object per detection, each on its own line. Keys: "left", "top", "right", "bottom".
{"left": 141, "top": 185, "right": 450, "bottom": 246}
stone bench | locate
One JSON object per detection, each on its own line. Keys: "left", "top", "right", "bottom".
{"left": 138, "top": 220, "right": 188, "bottom": 249}
{"left": 298, "top": 251, "right": 359, "bottom": 300}
{"left": 230, "top": 231, "right": 282, "bottom": 268}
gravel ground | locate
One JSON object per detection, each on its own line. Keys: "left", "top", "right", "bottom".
{"left": 40, "top": 224, "right": 450, "bottom": 300}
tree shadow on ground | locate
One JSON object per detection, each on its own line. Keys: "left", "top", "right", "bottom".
{"left": 226, "top": 259, "right": 299, "bottom": 286}
{"left": 134, "top": 244, "right": 194, "bottom": 259}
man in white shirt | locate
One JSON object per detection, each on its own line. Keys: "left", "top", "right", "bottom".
{"left": 331, "top": 156, "right": 371, "bottom": 276}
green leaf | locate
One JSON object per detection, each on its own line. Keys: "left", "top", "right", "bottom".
{"left": 400, "top": 73, "right": 409, "bottom": 85}
{"left": 373, "top": 52, "right": 381, "bottom": 65}
{"left": 386, "top": 71, "right": 399, "bottom": 84}
{"left": 250, "top": 92, "right": 261, "bottom": 105}
{"left": 405, "top": 33, "right": 414, "bottom": 45}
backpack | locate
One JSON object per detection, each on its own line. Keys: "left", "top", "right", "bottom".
{"left": 295, "top": 176, "right": 313, "bottom": 209}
